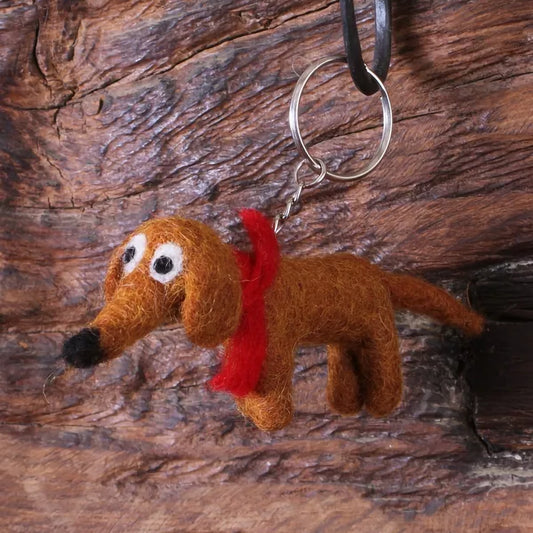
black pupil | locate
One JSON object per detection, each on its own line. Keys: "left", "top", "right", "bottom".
{"left": 154, "top": 256, "right": 173, "bottom": 275}
{"left": 123, "top": 247, "right": 135, "bottom": 264}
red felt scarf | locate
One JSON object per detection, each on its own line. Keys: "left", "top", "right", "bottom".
{"left": 209, "top": 209, "right": 280, "bottom": 397}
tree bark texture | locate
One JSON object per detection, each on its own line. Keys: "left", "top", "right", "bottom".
{"left": 1, "top": 0, "right": 532, "bottom": 531}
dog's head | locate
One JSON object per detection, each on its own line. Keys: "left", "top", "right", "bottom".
{"left": 62, "top": 216, "right": 242, "bottom": 368}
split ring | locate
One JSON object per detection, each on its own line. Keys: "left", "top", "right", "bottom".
{"left": 294, "top": 157, "right": 327, "bottom": 188}
{"left": 289, "top": 55, "right": 393, "bottom": 182}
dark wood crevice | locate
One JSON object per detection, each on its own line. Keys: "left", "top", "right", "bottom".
{"left": 467, "top": 264, "right": 533, "bottom": 454}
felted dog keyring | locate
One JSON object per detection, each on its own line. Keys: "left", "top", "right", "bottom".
{"left": 60, "top": 56, "right": 484, "bottom": 431}
{"left": 61, "top": 209, "right": 483, "bottom": 431}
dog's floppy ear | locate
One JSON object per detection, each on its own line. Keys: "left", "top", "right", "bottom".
{"left": 179, "top": 219, "right": 242, "bottom": 347}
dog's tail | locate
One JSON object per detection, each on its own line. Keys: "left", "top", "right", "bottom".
{"left": 381, "top": 272, "right": 484, "bottom": 336}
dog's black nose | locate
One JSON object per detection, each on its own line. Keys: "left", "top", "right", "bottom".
{"left": 62, "top": 328, "right": 104, "bottom": 368}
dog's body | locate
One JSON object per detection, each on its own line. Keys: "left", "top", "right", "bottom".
{"left": 62, "top": 212, "right": 484, "bottom": 431}
{"left": 240, "top": 254, "right": 483, "bottom": 429}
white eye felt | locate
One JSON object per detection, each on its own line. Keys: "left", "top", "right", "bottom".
{"left": 122, "top": 233, "right": 147, "bottom": 276}
{"left": 150, "top": 243, "right": 184, "bottom": 284}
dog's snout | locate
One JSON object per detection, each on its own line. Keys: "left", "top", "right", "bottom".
{"left": 62, "top": 328, "right": 105, "bottom": 368}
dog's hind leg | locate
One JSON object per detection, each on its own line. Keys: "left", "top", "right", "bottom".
{"left": 235, "top": 339, "right": 295, "bottom": 431}
{"left": 326, "top": 343, "right": 364, "bottom": 415}
{"left": 357, "top": 309, "right": 403, "bottom": 417}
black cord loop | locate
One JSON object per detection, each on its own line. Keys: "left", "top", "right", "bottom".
{"left": 340, "top": 0, "right": 392, "bottom": 95}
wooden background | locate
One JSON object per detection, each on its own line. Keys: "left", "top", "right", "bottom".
{"left": 1, "top": 0, "right": 532, "bottom": 531}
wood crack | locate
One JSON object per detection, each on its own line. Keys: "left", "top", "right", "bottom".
{"left": 10, "top": 0, "right": 339, "bottom": 112}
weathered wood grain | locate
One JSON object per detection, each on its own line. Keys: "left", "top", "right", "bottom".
{"left": 1, "top": 433, "right": 532, "bottom": 533}
{"left": 1, "top": 0, "right": 532, "bottom": 530}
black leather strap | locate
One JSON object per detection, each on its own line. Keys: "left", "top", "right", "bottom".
{"left": 340, "top": 0, "right": 392, "bottom": 95}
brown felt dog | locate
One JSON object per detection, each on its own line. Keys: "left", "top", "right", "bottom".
{"left": 62, "top": 212, "right": 484, "bottom": 431}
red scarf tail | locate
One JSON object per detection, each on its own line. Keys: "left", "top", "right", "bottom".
{"left": 209, "top": 209, "right": 280, "bottom": 397}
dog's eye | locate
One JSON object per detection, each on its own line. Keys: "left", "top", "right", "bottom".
{"left": 150, "top": 243, "right": 183, "bottom": 284}
{"left": 154, "top": 256, "right": 173, "bottom": 274}
{"left": 122, "top": 233, "right": 147, "bottom": 276}
{"left": 122, "top": 247, "right": 135, "bottom": 264}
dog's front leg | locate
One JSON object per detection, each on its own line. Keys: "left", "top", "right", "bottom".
{"left": 235, "top": 337, "right": 295, "bottom": 431}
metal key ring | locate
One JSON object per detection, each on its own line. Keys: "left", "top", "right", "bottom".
{"left": 289, "top": 55, "right": 393, "bottom": 182}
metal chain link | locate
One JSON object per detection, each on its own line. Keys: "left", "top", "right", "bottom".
{"left": 274, "top": 55, "right": 393, "bottom": 234}
{"left": 273, "top": 157, "right": 327, "bottom": 234}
